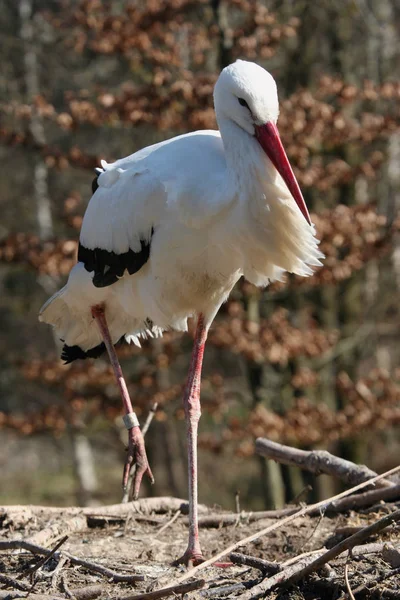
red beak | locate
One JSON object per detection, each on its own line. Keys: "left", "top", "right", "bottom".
{"left": 255, "top": 122, "right": 312, "bottom": 226}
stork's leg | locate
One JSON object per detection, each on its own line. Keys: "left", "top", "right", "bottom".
{"left": 91, "top": 305, "right": 154, "bottom": 498}
{"left": 175, "top": 314, "right": 208, "bottom": 567}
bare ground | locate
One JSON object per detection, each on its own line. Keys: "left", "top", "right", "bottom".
{"left": 1, "top": 497, "right": 400, "bottom": 600}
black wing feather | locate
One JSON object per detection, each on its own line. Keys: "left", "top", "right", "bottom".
{"left": 61, "top": 342, "right": 106, "bottom": 364}
{"left": 78, "top": 230, "right": 152, "bottom": 288}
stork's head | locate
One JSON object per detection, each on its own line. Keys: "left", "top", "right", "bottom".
{"left": 214, "top": 60, "right": 311, "bottom": 226}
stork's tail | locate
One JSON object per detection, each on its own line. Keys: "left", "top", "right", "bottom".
{"left": 39, "top": 286, "right": 69, "bottom": 332}
{"left": 39, "top": 267, "right": 163, "bottom": 364}
{"left": 39, "top": 286, "right": 107, "bottom": 363}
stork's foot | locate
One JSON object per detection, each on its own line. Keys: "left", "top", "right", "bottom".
{"left": 173, "top": 547, "right": 205, "bottom": 568}
{"left": 123, "top": 425, "right": 154, "bottom": 499}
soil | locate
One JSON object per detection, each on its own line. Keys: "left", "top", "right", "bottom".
{"left": 1, "top": 500, "right": 399, "bottom": 599}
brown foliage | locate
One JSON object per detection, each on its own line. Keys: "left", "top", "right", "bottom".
{"left": 1, "top": 0, "right": 399, "bottom": 462}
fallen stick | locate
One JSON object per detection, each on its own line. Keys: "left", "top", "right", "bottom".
{"left": 256, "top": 438, "right": 393, "bottom": 488}
{"left": 0, "top": 593, "right": 65, "bottom": 600}
{"left": 311, "top": 482, "right": 400, "bottom": 514}
{"left": 0, "top": 497, "right": 209, "bottom": 521}
{"left": 0, "top": 586, "right": 103, "bottom": 600}
{"left": 282, "top": 541, "right": 399, "bottom": 568}
{"left": 229, "top": 552, "right": 281, "bottom": 574}
{"left": 0, "top": 573, "right": 31, "bottom": 591}
{"left": 0, "top": 539, "right": 144, "bottom": 583}
{"left": 379, "top": 588, "right": 400, "bottom": 599}
{"left": 64, "top": 585, "right": 104, "bottom": 600}
{"left": 201, "top": 580, "right": 258, "bottom": 598}
{"left": 22, "top": 535, "right": 68, "bottom": 576}
{"left": 193, "top": 484, "right": 400, "bottom": 528}
{"left": 236, "top": 553, "right": 330, "bottom": 600}
{"left": 172, "top": 464, "right": 400, "bottom": 586}
{"left": 196, "top": 507, "right": 298, "bottom": 528}
{"left": 119, "top": 578, "right": 205, "bottom": 600}
{"left": 346, "top": 566, "right": 400, "bottom": 599}
{"left": 154, "top": 509, "right": 181, "bottom": 538}
{"left": 236, "top": 509, "right": 400, "bottom": 600}
{"left": 27, "top": 515, "right": 87, "bottom": 547}
{"left": 344, "top": 556, "right": 356, "bottom": 600}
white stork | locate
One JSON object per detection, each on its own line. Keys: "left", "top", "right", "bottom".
{"left": 39, "top": 60, "right": 323, "bottom": 565}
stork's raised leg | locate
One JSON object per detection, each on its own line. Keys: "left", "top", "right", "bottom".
{"left": 175, "top": 314, "right": 208, "bottom": 566}
{"left": 91, "top": 305, "right": 154, "bottom": 498}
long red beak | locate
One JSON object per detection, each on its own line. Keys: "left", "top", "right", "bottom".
{"left": 255, "top": 122, "right": 312, "bottom": 225}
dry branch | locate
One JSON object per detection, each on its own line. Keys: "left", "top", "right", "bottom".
{"left": 344, "top": 557, "right": 356, "bottom": 600}
{"left": 0, "top": 586, "right": 103, "bottom": 600}
{"left": 172, "top": 464, "right": 400, "bottom": 586}
{"left": 194, "top": 484, "right": 400, "bottom": 528}
{"left": 313, "top": 483, "right": 400, "bottom": 514}
{"left": 196, "top": 507, "right": 298, "bottom": 528}
{"left": 0, "top": 574, "right": 31, "bottom": 591}
{"left": 229, "top": 552, "right": 282, "bottom": 574}
{"left": 202, "top": 580, "right": 258, "bottom": 598}
{"left": 154, "top": 509, "right": 181, "bottom": 537}
{"left": 27, "top": 516, "right": 87, "bottom": 547}
{"left": 0, "top": 539, "right": 144, "bottom": 583}
{"left": 236, "top": 552, "right": 330, "bottom": 599}
{"left": 64, "top": 585, "right": 104, "bottom": 600}
{"left": 237, "top": 509, "right": 400, "bottom": 600}
{"left": 0, "top": 593, "right": 65, "bottom": 600}
{"left": 119, "top": 579, "right": 205, "bottom": 600}
{"left": 0, "top": 496, "right": 208, "bottom": 523}
{"left": 23, "top": 535, "right": 69, "bottom": 576}
{"left": 256, "top": 438, "right": 393, "bottom": 488}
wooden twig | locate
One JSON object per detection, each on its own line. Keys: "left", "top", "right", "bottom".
{"left": 196, "top": 507, "right": 298, "bottom": 528}
{"left": 344, "top": 553, "right": 356, "bottom": 600}
{"left": 345, "top": 566, "right": 400, "bottom": 598}
{"left": 60, "top": 554, "right": 144, "bottom": 583}
{"left": 282, "top": 548, "right": 326, "bottom": 567}
{"left": 236, "top": 552, "right": 328, "bottom": 600}
{"left": 27, "top": 515, "right": 87, "bottom": 547}
{"left": 382, "top": 543, "right": 400, "bottom": 568}
{"left": 380, "top": 589, "right": 400, "bottom": 599}
{"left": 0, "top": 539, "right": 144, "bottom": 583}
{"left": 0, "top": 593, "right": 65, "bottom": 600}
{"left": 0, "top": 593, "right": 101, "bottom": 600}
{"left": 172, "top": 464, "right": 400, "bottom": 586}
{"left": 154, "top": 510, "right": 181, "bottom": 538}
{"left": 236, "top": 520, "right": 400, "bottom": 600}
{"left": 62, "top": 574, "right": 77, "bottom": 600}
{"left": 201, "top": 580, "right": 258, "bottom": 598}
{"left": 122, "top": 403, "right": 158, "bottom": 503}
{"left": 289, "top": 509, "right": 400, "bottom": 581}
{"left": 70, "top": 585, "right": 104, "bottom": 600}
{"left": 235, "top": 490, "right": 240, "bottom": 514}
{"left": 22, "top": 535, "right": 68, "bottom": 576}
{"left": 315, "top": 483, "right": 400, "bottom": 514}
{"left": 0, "top": 573, "right": 31, "bottom": 591}
{"left": 290, "top": 484, "right": 313, "bottom": 505}
{"left": 119, "top": 578, "right": 205, "bottom": 600}
{"left": 0, "top": 496, "right": 209, "bottom": 520}
{"left": 256, "top": 438, "right": 393, "bottom": 488}
{"left": 194, "top": 485, "right": 400, "bottom": 528}
{"left": 229, "top": 552, "right": 281, "bottom": 574}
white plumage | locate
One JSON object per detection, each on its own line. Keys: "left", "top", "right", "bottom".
{"left": 40, "top": 61, "right": 322, "bottom": 354}
{"left": 39, "top": 60, "right": 323, "bottom": 564}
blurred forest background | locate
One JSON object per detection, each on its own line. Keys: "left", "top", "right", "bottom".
{"left": 0, "top": 0, "right": 399, "bottom": 511}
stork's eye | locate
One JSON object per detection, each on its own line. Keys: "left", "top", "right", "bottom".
{"left": 238, "top": 97, "right": 249, "bottom": 109}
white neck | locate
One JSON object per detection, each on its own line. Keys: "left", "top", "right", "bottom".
{"left": 217, "top": 114, "right": 278, "bottom": 201}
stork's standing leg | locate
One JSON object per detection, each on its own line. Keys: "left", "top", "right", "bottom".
{"left": 91, "top": 305, "right": 154, "bottom": 498}
{"left": 176, "top": 313, "right": 208, "bottom": 566}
